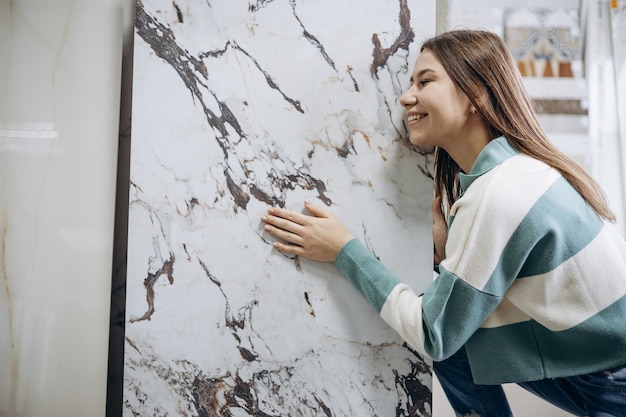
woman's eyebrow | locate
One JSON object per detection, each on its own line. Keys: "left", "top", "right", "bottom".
{"left": 410, "top": 68, "right": 436, "bottom": 83}
{"left": 416, "top": 68, "right": 435, "bottom": 77}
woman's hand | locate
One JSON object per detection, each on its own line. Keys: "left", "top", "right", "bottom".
{"left": 432, "top": 196, "right": 448, "bottom": 266}
{"left": 261, "top": 200, "right": 353, "bottom": 262}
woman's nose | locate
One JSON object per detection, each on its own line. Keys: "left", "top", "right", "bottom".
{"left": 400, "top": 87, "right": 417, "bottom": 107}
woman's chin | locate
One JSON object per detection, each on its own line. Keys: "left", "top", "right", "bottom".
{"left": 408, "top": 133, "right": 431, "bottom": 147}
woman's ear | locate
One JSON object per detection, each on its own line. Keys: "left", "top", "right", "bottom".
{"left": 472, "top": 92, "right": 488, "bottom": 113}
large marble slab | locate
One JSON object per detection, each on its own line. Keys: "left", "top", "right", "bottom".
{"left": 124, "top": 1, "right": 435, "bottom": 415}
{"left": 0, "top": 1, "right": 123, "bottom": 416}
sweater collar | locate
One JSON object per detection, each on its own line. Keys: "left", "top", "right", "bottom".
{"left": 459, "top": 136, "right": 518, "bottom": 192}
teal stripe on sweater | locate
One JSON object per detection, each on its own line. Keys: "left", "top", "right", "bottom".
{"left": 460, "top": 136, "right": 517, "bottom": 192}
{"left": 334, "top": 238, "right": 400, "bottom": 313}
{"left": 517, "top": 177, "right": 602, "bottom": 277}
{"left": 466, "top": 294, "right": 626, "bottom": 384}
{"left": 483, "top": 177, "right": 603, "bottom": 296}
{"left": 422, "top": 269, "right": 502, "bottom": 360}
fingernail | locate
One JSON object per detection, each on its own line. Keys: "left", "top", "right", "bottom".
{"left": 261, "top": 216, "right": 267, "bottom": 222}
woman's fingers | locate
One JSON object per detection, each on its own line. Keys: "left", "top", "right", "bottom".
{"left": 432, "top": 196, "right": 448, "bottom": 266}
{"left": 267, "top": 206, "right": 309, "bottom": 225}
{"left": 303, "top": 199, "right": 331, "bottom": 218}
{"left": 261, "top": 201, "right": 353, "bottom": 263}
{"left": 261, "top": 201, "right": 329, "bottom": 238}
{"left": 272, "top": 240, "right": 306, "bottom": 256}
{"left": 262, "top": 210, "right": 303, "bottom": 243}
{"left": 432, "top": 196, "right": 445, "bottom": 224}
{"left": 264, "top": 223, "right": 303, "bottom": 245}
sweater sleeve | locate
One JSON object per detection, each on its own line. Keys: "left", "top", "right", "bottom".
{"left": 334, "top": 238, "right": 429, "bottom": 357}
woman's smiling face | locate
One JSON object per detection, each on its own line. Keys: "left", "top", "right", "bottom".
{"left": 400, "top": 49, "right": 474, "bottom": 151}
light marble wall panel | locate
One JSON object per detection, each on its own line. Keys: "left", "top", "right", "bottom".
{"left": 0, "top": 1, "right": 123, "bottom": 416}
{"left": 124, "top": 1, "right": 435, "bottom": 415}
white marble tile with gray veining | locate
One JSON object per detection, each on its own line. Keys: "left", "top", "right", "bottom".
{"left": 124, "top": 1, "right": 435, "bottom": 415}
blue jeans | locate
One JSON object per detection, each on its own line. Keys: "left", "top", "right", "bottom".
{"left": 434, "top": 346, "right": 626, "bottom": 417}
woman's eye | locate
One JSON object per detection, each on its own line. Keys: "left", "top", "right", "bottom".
{"left": 419, "top": 80, "right": 431, "bottom": 86}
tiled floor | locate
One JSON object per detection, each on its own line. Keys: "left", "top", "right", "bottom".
{"left": 433, "top": 374, "right": 573, "bottom": 416}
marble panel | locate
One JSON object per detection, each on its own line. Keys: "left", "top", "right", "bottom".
{"left": 0, "top": 1, "right": 123, "bottom": 416}
{"left": 124, "top": 1, "right": 435, "bottom": 415}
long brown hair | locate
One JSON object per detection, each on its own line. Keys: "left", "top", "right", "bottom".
{"left": 423, "top": 30, "right": 615, "bottom": 222}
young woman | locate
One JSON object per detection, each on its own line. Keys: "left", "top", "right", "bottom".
{"left": 261, "top": 30, "right": 626, "bottom": 416}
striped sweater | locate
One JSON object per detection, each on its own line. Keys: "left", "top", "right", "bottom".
{"left": 335, "top": 136, "right": 626, "bottom": 384}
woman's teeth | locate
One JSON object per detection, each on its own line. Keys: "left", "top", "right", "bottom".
{"left": 408, "top": 114, "right": 427, "bottom": 122}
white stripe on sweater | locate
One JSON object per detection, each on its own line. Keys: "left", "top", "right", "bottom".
{"left": 442, "top": 155, "right": 561, "bottom": 292}
{"left": 502, "top": 224, "right": 626, "bottom": 331}
{"left": 380, "top": 284, "right": 427, "bottom": 356}
{"left": 480, "top": 297, "right": 531, "bottom": 328}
